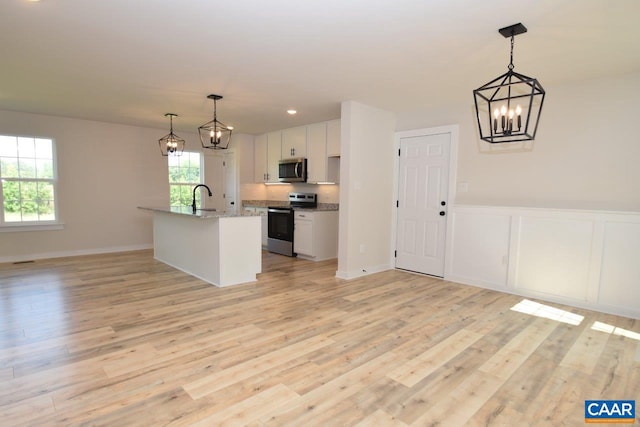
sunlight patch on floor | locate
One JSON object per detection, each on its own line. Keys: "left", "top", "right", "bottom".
{"left": 591, "top": 321, "right": 640, "bottom": 341}
{"left": 510, "top": 299, "right": 584, "bottom": 326}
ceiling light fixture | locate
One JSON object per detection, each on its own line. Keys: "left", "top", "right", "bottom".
{"left": 158, "top": 113, "right": 185, "bottom": 156}
{"left": 473, "top": 23, "right": 545, "bottom": 144}
{"left": 198, "top": 94, "right": 233, "bottom": 150}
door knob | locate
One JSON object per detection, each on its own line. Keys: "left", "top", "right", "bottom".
{"left": 439, "top": 211, "right": 445, "bottom": 216}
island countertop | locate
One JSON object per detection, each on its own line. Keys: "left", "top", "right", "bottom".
{"left": 138, "top": 206, "right": 262, "bottom": 218}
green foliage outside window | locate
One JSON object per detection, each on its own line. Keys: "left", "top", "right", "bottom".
{"left": 168, "top": 152, "right": 202, "bottom": 208}
{"left": 0, "top": 136, "right": 56, "bottom": 223}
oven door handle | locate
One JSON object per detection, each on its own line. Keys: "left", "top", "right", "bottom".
{"left": 268, "top": 208, "right": 292, "bottom": 214}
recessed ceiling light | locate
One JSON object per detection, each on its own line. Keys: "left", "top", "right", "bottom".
{"left": 286, "top": 109, "right": 297, "bottom": 115}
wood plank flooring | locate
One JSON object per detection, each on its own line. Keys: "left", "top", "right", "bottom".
{"left": 0, "top": 250, "right": 638, "bottom": 426}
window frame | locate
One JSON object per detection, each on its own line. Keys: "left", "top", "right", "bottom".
{"left": 0, "top": 134, "right": 61, "bottom": 232}
{"left": 168, "top": 151, "right": 204, "bottom": 209}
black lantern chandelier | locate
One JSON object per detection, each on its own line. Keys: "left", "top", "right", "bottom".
{"left": 198, "top": 94, "right": 233, "bottom": 150}
{"left": 473, "top": 23, "right": 545, "bottom": 143}
{"left": 158, "top": 113, "right": 185, "bottom": 156}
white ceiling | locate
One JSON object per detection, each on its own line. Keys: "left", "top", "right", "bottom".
{"left": 1, "top": 0, "right": 639, "bottom": 135}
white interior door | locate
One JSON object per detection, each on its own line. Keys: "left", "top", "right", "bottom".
{"left": 224, "top": 152, "right": 237, "bottom": 213}
{"left": 396, "top": 133, "right": 450, "bottom": 277}
{"left": 203, "top": 154, "right": 225, "bottom": 212}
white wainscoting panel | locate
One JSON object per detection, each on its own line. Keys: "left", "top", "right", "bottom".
{"left": 448, "top": 210, "right": 511, "bottom": 288}
{"left": 444, "top": 205, "right": 640, "bottom": 319}
{"left": 514, "top": 216, "right": 594, "bottom": 301}
{"left": 599, "top": 221, "right": 640, "bottom": 312}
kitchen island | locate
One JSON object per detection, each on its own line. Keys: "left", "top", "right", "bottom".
{"left": 138, "top": 207, "right": 262, "bottom": 287}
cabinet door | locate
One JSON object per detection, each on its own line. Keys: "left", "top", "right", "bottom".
{"left": 326, "top": 119, "right": 341, "bottom": 157}
{"left": 294, "top": 214, "right": 314, "bottom": 256}
{"left": 282, "top": 126, "right": 307, "bottom": 158}
{"left": 254, "top": 134, "right": 268, "bottom": 183}
{"left": 267, "top": 131, "right": 282, "bottom": 183}
{"left": 306, "top": 122, "right": 327, "bottom": 183}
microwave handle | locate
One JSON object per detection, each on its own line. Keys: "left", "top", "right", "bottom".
{"left": 295, "top": 162, "right": 301, "bottom": 178}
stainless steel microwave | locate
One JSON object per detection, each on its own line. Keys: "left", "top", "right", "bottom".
{"left": 278, "top": 158, "right": 307, "bottom": 182}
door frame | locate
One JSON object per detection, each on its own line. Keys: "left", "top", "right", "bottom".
{"left": 390, "top": 124, "right": 459, "bottom": 278}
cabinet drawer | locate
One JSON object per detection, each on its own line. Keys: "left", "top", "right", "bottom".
{"left": 295, "top": 211, "right": 313, "bottom": 220}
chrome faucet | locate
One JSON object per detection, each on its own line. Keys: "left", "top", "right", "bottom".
{"left": 192, "top": 184, "right": 213, "bottom": 213}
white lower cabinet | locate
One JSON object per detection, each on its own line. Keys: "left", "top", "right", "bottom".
{"left": 294, "top": 210, "right": 339, "bottom": 260}
{"left": 294, "top": 213, "right": 313, "bottom": 255}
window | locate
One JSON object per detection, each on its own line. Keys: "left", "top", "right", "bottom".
{"left": 0, "top": 135, "right": 58, "bottom": 225}
{"left": 168, "top": 151, "right": 203, "bottom": 208}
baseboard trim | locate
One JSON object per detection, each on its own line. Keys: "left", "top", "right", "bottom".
{"left": 445, "top": 274, "right": 640, "bottom": 320}
{"left": 336, "top": 263, "right": 392, "bottom": 280}
{"left": 0, "top": 244, "right": 153, "bottom": 264}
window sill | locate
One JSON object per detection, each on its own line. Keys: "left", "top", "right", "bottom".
{"left": 0, "top": 222, "right": 65, "bottom": 233}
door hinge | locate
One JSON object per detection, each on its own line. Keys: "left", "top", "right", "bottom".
{"left": 223, "top": 161, "right": 226, "bottom": 167}
{"left": 396, "top": 200, "right": 399, "bottom": 208}
{"left": 394, "top": 250, "right": 397, "bottom": 258}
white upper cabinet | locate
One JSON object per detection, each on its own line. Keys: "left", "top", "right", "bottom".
{"left": 254, "top": 133, "right": 268, "bottom": 183}
{"left": 253, "top": 120, "right": 340, "bottom": 185}
{"left": 326, "top": 119, "right": 341, "bottom": 157}
{"left": 266, "top": 131, "right": 282, "bottom": 183}
{"left": 282, "top": 126, "right": 307, "bottom": 158}
{"left": 306, "top": 122, "right": 327, "bottom": 184}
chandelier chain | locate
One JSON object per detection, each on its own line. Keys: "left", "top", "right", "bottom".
{"left": 508, "top": 35, "right": 515, "bottom": 71}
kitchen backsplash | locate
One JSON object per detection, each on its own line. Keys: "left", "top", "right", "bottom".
{"left": 267, "top": 183, "right": 339, "bottom": 203}
{"left": 240, "top": 183, "right": 340, "bottom": 204}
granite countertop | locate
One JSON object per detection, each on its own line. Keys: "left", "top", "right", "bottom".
{"left": 138, "top": 206, "right": 262, "bottom": 218}
{"left": 242, "top": 200, "right": 339, "bottom": 211}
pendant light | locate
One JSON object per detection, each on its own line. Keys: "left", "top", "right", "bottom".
{"left": 473, "top": 23, "right": 545, "bottom": 143}
{"left": 158, "top": 113, "right": 185, "bottom": 156}
{"left": 198, "top": 94, "right": 233, "bottom": 150}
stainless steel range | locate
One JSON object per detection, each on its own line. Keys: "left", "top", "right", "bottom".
{"left": 267, "top": 192, "right": 317, "bottom": 257}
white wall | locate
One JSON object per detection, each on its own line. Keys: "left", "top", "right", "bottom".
{"left": 396, "top": 71, "right": 640, "bottom": 212}
{"left": 0, "top": 110, "right": 175, "bottom": 261}
{"left": 337, "top": 101, "right": 396, "bottom": 279}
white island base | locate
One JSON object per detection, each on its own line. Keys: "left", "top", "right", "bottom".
{"left": 149, "top": 209, "right": 261, "bottom": 287}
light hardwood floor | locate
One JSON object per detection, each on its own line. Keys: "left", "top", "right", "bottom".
{"left": 0, "top": 250, "right": 638, "bottom": 426}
